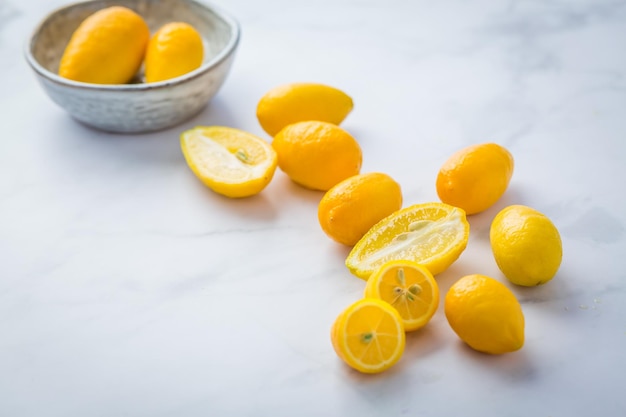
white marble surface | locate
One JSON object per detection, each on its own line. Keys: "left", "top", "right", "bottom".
{"left": 2, "top": 0, "right": 626, "bottom": 415}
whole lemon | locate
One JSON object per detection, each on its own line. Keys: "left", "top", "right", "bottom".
{"left": 436, "top": 143, "right": 514, "bottom": 215}
{"left": 257, "top": 83, "right": 353, "bottom": 137}
{"left": 145, "top": 22, "right": 204, "bottom": 83}
{"left": 490, "top": 205, "right": 562, "bottom": 286}
{"left": 272, "top": 121, "right": 362, "bottom": 191}
{"left": 318, "top": 172, "right": 402, "bottom": 246}
{"left": 58, "top": 6, "right": 150, "bottom": 84}
{"left": 445, "top": 274, "right": 525, "bottom": 354}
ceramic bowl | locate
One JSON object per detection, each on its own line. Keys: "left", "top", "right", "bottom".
{"left": 25, "top": 0, "right": 240, "bottom": 133}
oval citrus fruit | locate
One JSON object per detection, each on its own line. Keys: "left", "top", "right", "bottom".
{"left": 436, "top": 143, "right": 514, "bottom": 215}
{"left": 445, "top": 274, "right": 525, "bottom": 354}
{"left": 490, "top": 205, "right": 562, "bottom": 286}
{"left": 318, "top": 173, "right": 402, "bottom": 246}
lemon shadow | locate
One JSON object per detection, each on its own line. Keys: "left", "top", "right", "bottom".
{"left": 52, "top": 94, "right": 239, "bottom": 171}
{"left": 466, "top": 184, "right": 528, "bottom": 242}
{"left": 272, "top": 172, "right": 326, "bottom": 205}
{"left": 452, "top": 340, "right": 537, "bottom": 382}
{"left": 403, "top": 322, "right": 448, "bottom": 361}
{"left": 183, "top": 173, "right": 279, "bottom": 221}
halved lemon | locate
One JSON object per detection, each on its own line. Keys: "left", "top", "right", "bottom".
{"left": 330, "top": 298, "right": 405, "bottom": 374}
{"left": 364, "top": 260, "right": 439, "bottom": 331}
{"left": 346, "top": 202, "right": 470, "bottom": 279}
{"left": 181, "top": 126, "right": 277, "bottom": 198}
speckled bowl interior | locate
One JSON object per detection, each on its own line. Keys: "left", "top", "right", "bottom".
{"left": 26, "top": 0, "right": 240, "bottom": 133}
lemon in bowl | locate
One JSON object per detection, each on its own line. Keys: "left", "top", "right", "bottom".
{"left": 25, "top": 0, "right": 240, "bottom": 133}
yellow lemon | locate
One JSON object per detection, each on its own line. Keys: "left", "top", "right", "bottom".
{"left": 318, "top": 173, "right": 402, "bottom": 246}
{"left": 364, "top": 260, "right": 439, "bottom": 332}
{"left": 272, "top": 121, "right": 362, "bottom": 191}
{"left": 180, "top": 126, "right": 277, "bottom": 198}
{"left": 59, "top": 6, "right": 150, "bottom": 84}
{"left": 436, "top": 143, "right": 514, "bottom": 215}
{"left": 257, "top": 83, "right": 353, "bottom": 137}
{"left": 490, "top": 205, "right": 562, "bottom": 286}
{"left": 331, "top": 298, "right": 405, "bottom": 374}
{"left": 145, "top": 22, "right": 204, "bottom": 83}
{"left": 444, "top": 274, "right": 525, "bottom": 354}
{"left": 346, "top": 202, "right": 470, "bottom": 280}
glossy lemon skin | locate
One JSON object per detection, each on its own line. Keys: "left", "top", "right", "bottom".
{"left": 145, "top": 22, "right": 204, "bottom": 83}
{"left": 318, "top": 173, "right": 402, "bottom": 246}
{"left": 490, "top": 205, "right": 562, "bottom": 286}
{"left": 445, "top": 274, "right": 525, "bottom": 354}
{"left": 257, "top": 83, "right": 353, "bottom": 137}
{"left": 272, "top": 121, "right": 362, "bottom": 191}
{"left": 58, "top": 6, "right": 150, "bottom": 84}
{"left": 436, "top": 143, "right": 514, "bottom": 215}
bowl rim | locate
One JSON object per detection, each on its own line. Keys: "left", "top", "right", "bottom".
{"left": 24, "top": 0, "right": 241, "bottom": 92}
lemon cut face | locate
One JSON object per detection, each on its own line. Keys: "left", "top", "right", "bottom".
{"left": 181, "top": 126, "right": 277, "bottom": 198}
{"left": 346, "top": 203, "right": 470, "bottom": 280}
{"left": 330, "top": 298, "right": 406, "bottom": 374}
{"left": 364, "top": 260, "right": 439, "bottom": 332}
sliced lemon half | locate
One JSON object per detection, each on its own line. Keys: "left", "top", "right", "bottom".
{"left": 181, "top": 126, "right": 277, "bottom": 198}
{"left": 346, "top": 202, "right": 470, "bottom": 279}
{"left": 365, "top": 260, "right": 439, "bottom": 331}
{"left": 331, "top": 298, "right": 405, "bottom": 374}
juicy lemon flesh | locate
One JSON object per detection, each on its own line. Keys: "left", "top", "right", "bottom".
{"left": 365, "top": 260, "right": 439, "bottom": 331}
{"left": 346, "top": 203, "right": 469, "bottom": 280}
{"left": 181, "top": 127, "right": 277, "bottom": 198}
{"left": 331, "top": 298, "right": 405, "bottom": 374}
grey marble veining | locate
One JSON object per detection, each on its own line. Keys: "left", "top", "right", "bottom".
{"left": 2, "top": 0, "right": 626, "bottom": 416}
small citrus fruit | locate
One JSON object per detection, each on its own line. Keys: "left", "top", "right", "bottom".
{"left": 436, "top": 143, "right": 514, "bottom": 215}
{"left": 444, "top": 274, "right": 525, "bottom": 354}
{"left": 145, "top": 22, "right": 204, "bottom": 83}
{"left": 59, "top": 6, "right": 150, "bottom": 84}
{"left": 257, "top": 83, "right": 353, "bottom": 137}
{"left": 272, "top": 121, "right": 362, "bottom": 191}
{"left": 180, "top": 126, "right": 277, "bottom": 198}
{"left": 364, "top": 260, "right": 439, "bottom": 332}
{"left": 490, "top": 205, "right": 562, "bottom": 286}
{"left": 318, "top": 173, "right": 402, "bottom": 246}
{"left": 346, "top": 202, "right": 469, "bottom": 280}
{"left": 331, "top": 298, "right": 405, "bottom": 374}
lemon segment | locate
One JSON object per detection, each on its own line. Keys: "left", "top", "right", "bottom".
{"left": 346, "top": 203, "right": 470, "bottom": 280}
{"left": 181, "top": 126, "right": 277, "bottom": 198}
